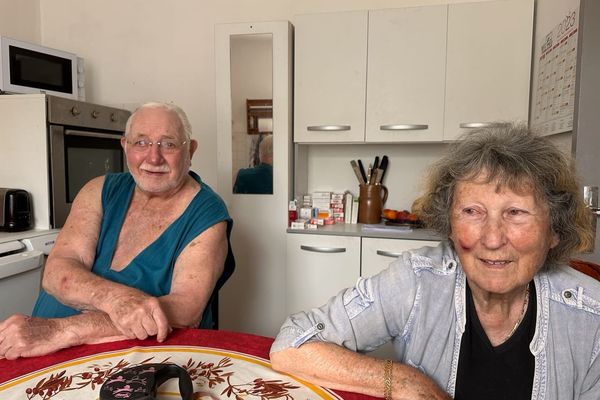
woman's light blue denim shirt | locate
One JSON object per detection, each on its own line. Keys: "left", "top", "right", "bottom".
{"left": 271, "top": 241, "right": 600, "bottom": 399}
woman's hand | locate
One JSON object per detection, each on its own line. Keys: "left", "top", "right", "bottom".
{"left": 0, "top": 314, "right": 80, "bottom": 359}
{"left": 99, "top": 288, "right": 171, "bottom": 342}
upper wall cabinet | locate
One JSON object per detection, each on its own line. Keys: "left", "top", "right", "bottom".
{"left": 366, "top": 6, "right": 447, "bottom": 143}
{"left": 294, "top": 11, "right": 368, "bottom": 143}
{"left": 443, "top": 0, "right": 534, "bottom": 141}
{"left": 294, "top": 0, "right": 534, "bottom": 144}
{"left": 294, "top": 7, "right": 447, "bottom": 143}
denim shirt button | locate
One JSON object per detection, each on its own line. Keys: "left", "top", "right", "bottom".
{"left": 563, "top": 290, "right": 572, "bottom": 299}
{"left": 316, "top": 323, "right": 325, "bottom": 331}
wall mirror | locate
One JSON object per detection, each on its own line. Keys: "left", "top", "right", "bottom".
{"left": 215, "top": 21, "right": 293, "bottom": 336}
{"left": 229, "top": 34, "right": 273, "bottom": 195}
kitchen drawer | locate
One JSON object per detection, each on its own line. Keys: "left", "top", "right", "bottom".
{"left": 285, "top": 234, "right": 361, "bottom": 315}
{"left": 361, "top": 237, "right": 440, "bottom": 277}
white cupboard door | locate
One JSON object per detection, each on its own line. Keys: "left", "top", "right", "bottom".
{"left": 366, "top": 6, "right": 447, "bottom": 143}
{"left": 444, "top": 0, "right": 534, "bottom": 141}
{"left": 286, "top": 234, "right": 361, "bottom": 315}
{"left": 294, "top": 11, "right": 368, "bottom": 143}
{"left": 361, "top": 238, "right": 440, "bottom": 278}
{"left": 360, "top": 238, "right": 439, "bottom": 360}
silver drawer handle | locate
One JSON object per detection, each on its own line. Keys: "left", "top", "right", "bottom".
{"left": 376, "top": 250, "right": 402, "bottom": 258}
{"left": 301, "top": 245, "right": 346, "bottom": 253}
{"left": 459, "top": 122, "right": 509, "bottom": 129}
{"left": 307, "top": 125, "right": 351, "bottom": 131}
{"left": 380, "top": 124, "right": 428, "bottom": 131}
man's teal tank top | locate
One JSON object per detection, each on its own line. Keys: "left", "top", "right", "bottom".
{"left": 32, "top": 172, "right": 233, "bottom": 328}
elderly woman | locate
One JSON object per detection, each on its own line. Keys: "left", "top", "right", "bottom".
{"left": 0, "top": 102, "right": 234, "bottom": 359}
{"left": 270, "top": 124, "right": 599, "bottom": 400}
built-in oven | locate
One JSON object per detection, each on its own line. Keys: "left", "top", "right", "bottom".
{"left": 46, "top": 96, "right": 130, "bottom": 227}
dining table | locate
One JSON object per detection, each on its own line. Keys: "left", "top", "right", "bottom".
{"left": 0, "top": 328, "right": 379, "bottom": 399}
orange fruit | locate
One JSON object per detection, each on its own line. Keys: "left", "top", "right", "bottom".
{"left": 383, "top": 209, "right": 398, "bottom": 220}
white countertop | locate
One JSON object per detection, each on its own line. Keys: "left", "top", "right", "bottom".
{"left": 287, "top": 222, "right": 442, "bottom": 241}
{"left": 0, "top": 228, "right": 60, "bottom": 244}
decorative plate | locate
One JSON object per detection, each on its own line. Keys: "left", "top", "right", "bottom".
{"left": 0, "top": 346, "right": 342, "bottom": 400}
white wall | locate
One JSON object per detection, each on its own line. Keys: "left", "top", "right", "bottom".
{"left": 3, "top": 0, "right": 564, "bottom": 212}
{"left": 4, "top": 0, "right": 535, "bottom": 337}
{"left": 0, "top": 0, "right": 40, "bottom": 43}
{"left": 33, "top": 0, "right": 489, "bottom": 190}
{"left": 306, "top": 143, "right": 448, "bottom": 210}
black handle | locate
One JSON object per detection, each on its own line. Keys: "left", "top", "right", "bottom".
{"left": 379, "top": 155, "right": 389, "bottom": 183}
{"left": 99, "top": 363, "right": 193, "bottom": 400}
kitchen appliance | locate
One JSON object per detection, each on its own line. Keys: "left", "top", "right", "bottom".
{"left": 0, "top": 94, "right": 131, "bottom": 229}
{"left": 0, "top": 36, "right": 85, "bottom": 101}
{"left": 0, "top": 188, "right": 32, "bottom": 231}
{"left": 0, "top": 229, "right": 58, "bottom": 320}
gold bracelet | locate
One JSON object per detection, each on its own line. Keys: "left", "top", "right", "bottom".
{"left": 383, "top": 359, "right": 393, "bottom": 400}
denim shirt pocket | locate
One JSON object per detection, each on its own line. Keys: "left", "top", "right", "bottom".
{"left": 343, "top": 277, "right": 375, "bottom": 320}
{"left": 559, "top": 286, "right": 600, "bottom": 315}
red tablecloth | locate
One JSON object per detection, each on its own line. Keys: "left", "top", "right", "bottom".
{"left": 0, "top": 328, "right": 378, "bottom": 399}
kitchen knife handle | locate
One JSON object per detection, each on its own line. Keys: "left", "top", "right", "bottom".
{"left": 379, "top": 155, "right": 389, "bottom": 183}
{"left": 350, "top": 160, "right": 366, "bottom": 185}
{"left": 357, "top": 160, "right": 368, "bottom": 184}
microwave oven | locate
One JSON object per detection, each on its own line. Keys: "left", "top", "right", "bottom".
{"left": 0, "top": 36, "right": 85, "bottom": 101}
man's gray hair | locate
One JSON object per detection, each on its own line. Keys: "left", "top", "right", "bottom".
{"left": 125, "top": 102, "right": 193, "bottom": 140}
{"left": 259, "top": 134, "right": 273, "bottom": 163}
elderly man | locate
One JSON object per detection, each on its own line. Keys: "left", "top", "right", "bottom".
{"left": 233, "top": 134, "right": 273, "bottom": 194}
{"left": 0, "top": 102, "right": 234, "bottom": 359}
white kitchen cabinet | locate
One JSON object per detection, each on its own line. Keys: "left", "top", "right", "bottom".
{"left": 285, "top": 234, "right": 440, "bottom": 360}
{"left": 361, "top": 237, "right": 439, "bottom": 359}
{"left": 443, "top": 0, "right": 534, "bottom": 141}
{"left": 294, "top": 7, "right": 447, "bottom": 144}
{"left": 365, "top": 6, "right": 447, "bottom": 143}
{"left": 295, "top": 0, "right": 534, "bottom": 144}
{"left": 285, "top": 234, "right": 441, "bottom": 314}
{"left": 361, "top": 238, "right": 440, "bottom": 278}
{"left": 294, "top": 11, "right": 368, "bottom": 143}
{"left": 285, "top": 234, "right": 361, "bottom": 315}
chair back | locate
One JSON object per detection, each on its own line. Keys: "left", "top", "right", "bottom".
{"left": 569, "top": 259, "right": 600, "bottom": 282}
{"left": 199, "top": 220, "right": 236, "bottom": 329}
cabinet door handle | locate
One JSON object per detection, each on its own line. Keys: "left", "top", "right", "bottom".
{"left": 459, "top": 122, "right": 509, "bottom": 129}
{"left": 379, "top": 124, "right": 428, "bottom": 131}
{"left": 300, "top": 245, "right": 346, "bottom": 253}
{"left": 376, "top": 250, "right": 402, "bottom": 258}
{"left": 307, "top": 125, "right": 351, "bottom": 131}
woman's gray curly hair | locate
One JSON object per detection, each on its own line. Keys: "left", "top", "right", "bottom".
{"left": 417, "top": 123, "right": 594, "bottom": 267}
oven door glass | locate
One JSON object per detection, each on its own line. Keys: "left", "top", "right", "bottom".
{"left": 49, "top": 126, "right": 125, "bottom": 228}
{"left": 65, "top": 134, "right": 124, "bottom": 202}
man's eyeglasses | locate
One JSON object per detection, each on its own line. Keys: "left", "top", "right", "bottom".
{"left": 126, "top": 138, "right": 187, "bottom": 154}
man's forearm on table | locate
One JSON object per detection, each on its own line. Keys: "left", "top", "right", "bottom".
{"left": 59, "top": 311, "right": 129, "bottom": 346}
{"left": 43, "top": 259, "right": 134, "bottom": 313}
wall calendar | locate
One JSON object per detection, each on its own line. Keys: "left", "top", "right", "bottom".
{"left": 531, "top": 5, "right": 579, "bottom": 136}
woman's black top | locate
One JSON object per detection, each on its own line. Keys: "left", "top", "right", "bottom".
{"left": 454, "top": 282, "right": 536, "bottom": 400}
